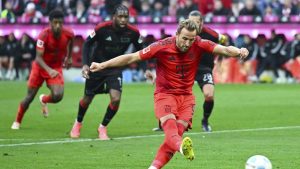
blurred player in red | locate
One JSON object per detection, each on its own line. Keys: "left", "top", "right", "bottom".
{"left": 151, "top": 10, "right": 227, "bottom": 132}
{"left": 11, "top": 9, "right": 74, "bottom": 130}
{"left": 89, "top": 19, "right": 249, "bottom": 168}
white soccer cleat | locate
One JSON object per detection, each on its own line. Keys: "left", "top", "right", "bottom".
{"left": 39, "top": 94, "right": 49, "bottom": 118}
{"left": 70, "top": 120, "right": 82, "bottom": 138}
{"left": 148, "top": 166, "right": 158, "bottom": 169}
{"left": 98, "top": 125, "right": 110, "bottom": 140}
{"left": 11, "top": 121, "right": 20, "bottom": 130}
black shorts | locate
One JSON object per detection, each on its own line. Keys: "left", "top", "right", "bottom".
{"left": 195, "top": 68, "right": 214, "bottom": 89}
{"left": 84, "top": 74, "right": 123, "bottom": 96}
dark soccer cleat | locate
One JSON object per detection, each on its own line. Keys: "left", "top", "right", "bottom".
{"left": 202, "top": 120, "right": 212, "bottom": 132}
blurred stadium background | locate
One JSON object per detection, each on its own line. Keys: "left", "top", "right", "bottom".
{"left": 0, "top": 0, "right": 300, "bottom": 83}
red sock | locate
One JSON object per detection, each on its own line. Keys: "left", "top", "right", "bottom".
{"left": 151, "top": 142, "right": 175, "bottom": 169}
{"left": 161, "top": 119, "right": 182, "bottom": 151}
{"left": 15, "top": 103, "right": 26, "bottom": 123}
{"left": 42, "top": 95, "right": 52, "bottom": 103}
{"left": 79, "top": 99, "right": 88, "bottom": 108}
{"left": 109, "top": 102, "right": 119, "bottom": 111}
{"left": 177, "top": 122, "right": 186, "bottom": 137}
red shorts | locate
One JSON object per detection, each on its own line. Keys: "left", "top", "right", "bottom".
{"left": 28, "top": 62, "right": 64, "bottom": 88}
{"left": 154, "top": 93, "right": 195, "bottom": 128}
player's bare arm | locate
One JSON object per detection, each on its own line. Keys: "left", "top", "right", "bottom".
{"left": 213, "top": 45, "right": 249, "bottom": 59}
{"left": 63, "top": 38, "right": 74, "bottom": 69}
{"left": 35, "top": 49, "right": 59, "bottom": 78}
{"left": 90, "top": 51, "right": 141, "bottom": 72}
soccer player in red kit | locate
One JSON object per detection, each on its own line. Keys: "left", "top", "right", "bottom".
{"left": 11, "top": 9, "right": 74, "bottom": 130}
{"left": 89, "top": 19, "right": 248, "bottom": 168}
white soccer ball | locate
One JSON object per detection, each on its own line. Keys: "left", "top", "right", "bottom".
{"left": 245, "top": 155, "right": 272, "bottom": 169}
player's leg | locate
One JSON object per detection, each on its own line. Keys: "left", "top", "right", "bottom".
{"left": 70, "top": 94, "right": 94, "bottom": 138}
{"left": 70, "top": 77, "right": 99, "bottom": 138}
{"left": 11, "top": 64, "right": 44, "bottom": 129}
{"left": 39, "top": 70, "right": 64, "bottom": 117}
{"left": 197, "top": 70, "right": 215, "bottom": 132}
{"left": 11, "top": 87, "right": 40, "bottom": 129}
{"left": 98, "top": 88, "right": 121, "bottom": 140}
{"left": 149, "top": 94, "right": 188, "bottom": 168}
{"left": 39, "top": 84, "right": 64, "bottom": 117}
{"left": 201, "top": 83, "right": 214, "bottom": 132}
{"left": 98, "top": 75, "right": 122, "bottom": 140}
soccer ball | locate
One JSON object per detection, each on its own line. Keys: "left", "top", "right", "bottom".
{"left": 245, "top": 155, "right": 272, "bottom": 169}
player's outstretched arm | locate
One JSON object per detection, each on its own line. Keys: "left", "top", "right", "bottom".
{"left": 90, "top": 51, "right": 141, "bottom": 72}
{"left": 213, "top": 45, "right": 249, "bottom": 60}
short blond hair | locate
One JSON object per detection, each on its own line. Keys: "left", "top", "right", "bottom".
{"left": 176, "top": 19, "right": 199, "bottom": 35}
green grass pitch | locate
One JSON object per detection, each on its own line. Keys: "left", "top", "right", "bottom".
{"left": 0, "top": 81, "right": 299, "bottom": 169}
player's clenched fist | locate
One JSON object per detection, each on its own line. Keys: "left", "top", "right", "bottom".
{"left": 90, "top": 62, "right": 105, "bottom": 72}
{"left": 239, "top": 48, "right": 249, "bottom": 60}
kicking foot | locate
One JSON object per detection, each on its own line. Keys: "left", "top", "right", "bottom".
{"left": 70, "top": 120, "right": 82, "bottom": 138}
{"left": 11, "top": 121, "right": 20, "bottom": 130}
{"left": 180, "top": 137, "right": 195, "bottom": 161}
{"left": 98, "top": 125, "right": 110, "bottom": 140}
{"left": 39, "top": 94, "right": 49, "bottom": 118}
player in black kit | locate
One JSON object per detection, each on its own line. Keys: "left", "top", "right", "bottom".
{"left": 190, "top": 10, "right": 226, "bottom": 132}
{"left": 70, "top": 5, "right": 143, "bottom": 140}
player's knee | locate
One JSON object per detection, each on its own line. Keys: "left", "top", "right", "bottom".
{"left": 204, "top": 92, "right": 214, "bottom": 101}
{"left": 204, "top": 94, "right": 214, "bottom": 101}
{"left": 110, "top": 97, "right": 121, "bottom": 105}
{"left": 52, "top": 93, "right": 63, "bottom": 103}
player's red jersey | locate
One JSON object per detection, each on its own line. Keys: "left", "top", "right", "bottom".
{"left": 36, "top": 27, "right": 74, "bottom": 68}
{"left": 139, "top": 36, "right": 217, "bottom": 95}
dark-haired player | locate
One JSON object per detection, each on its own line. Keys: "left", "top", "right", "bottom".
{"left": 189, "top": 10, "right": 227, "bottom": 132}
{"left": 70, "top": 5, "right": 143, "bottom": 140}
{"left": 11, "top": 9, "right": 74, "bottom": 129}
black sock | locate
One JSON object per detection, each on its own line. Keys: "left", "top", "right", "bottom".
{"left": 203, "top": 100, "right": 214, "bottom": 123}
{"left": 77, "top": 101, "right": 88, "bottom": 123}
{"left": 101, "top": 105, "right": 118, "bottom": 126}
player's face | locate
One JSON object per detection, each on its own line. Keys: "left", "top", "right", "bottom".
{"left": 188, "top": 16, "right": 203, "bottom": 32}
{"left": 113, "top": 11, "right": 129, "bottom": 29}
{"left": 176, "top": 28, "right": 197, "bottom": 52}
{"left": 50, "top": 18, "right": 64, "bottom": 35}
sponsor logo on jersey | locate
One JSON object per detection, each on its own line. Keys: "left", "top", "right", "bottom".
{"left": 142, "top": 46, "right": 150, "bottom": 54}
{"left": 106, "top": 36, "right": 112, "bottom": 41}
{"left": 37, "top": 39, "right": 44, "bottom": 48}
{"left": 89, "top": 30, "right": 96, "bottom": 38}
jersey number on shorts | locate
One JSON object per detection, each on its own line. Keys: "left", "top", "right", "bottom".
{"left": 203, "top": 73, "right": 213, "bottom": 83}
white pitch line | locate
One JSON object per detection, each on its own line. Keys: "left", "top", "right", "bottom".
{"left": 0, "top": 125, "right": 299, "bottom": 147}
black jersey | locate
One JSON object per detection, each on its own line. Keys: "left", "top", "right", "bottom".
{"left": 198, "top": 26, "right": 220, "bottom": 70}
{"left": 83, "top": 21, "right": 143, "bottom": 77}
